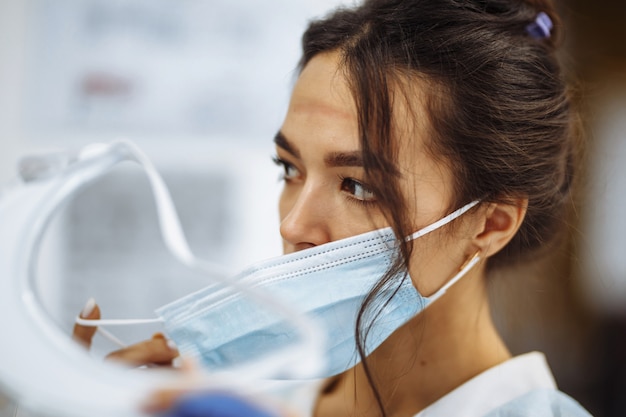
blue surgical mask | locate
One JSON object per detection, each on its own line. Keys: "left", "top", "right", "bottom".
{"left": 74, "top": 140, "right": 481, "bottom": 379}
{"left": 154, "top": 201, "right": 479, "bottom": 378}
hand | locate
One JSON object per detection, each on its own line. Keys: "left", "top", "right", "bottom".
{"left": 72, "top": 297, "right": 100, "bottom": 349}
{"left": 72, "top": 298, "right": 179, "bottom": 368}
{"left": 105, "top": 332, "right": 179, "bottom": 367}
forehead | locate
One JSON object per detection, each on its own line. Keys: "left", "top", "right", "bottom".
{"left": 290, "top": 52, "right": 431, "bottom": 143}
{"left": 291, "top": 52, "right": 355, "bottom": 118}
{"left": 282, "top": 51, "right": 438, "bottom": 173}
{"left": 280, "top": 52, "right": 360, "bottom": 152}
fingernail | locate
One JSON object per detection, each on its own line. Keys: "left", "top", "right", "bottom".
{"left": 80, "top": 297, "right": 96, "bottom": 318}
{"left": 166, "top": 339, "right": 178, "bottom": 352}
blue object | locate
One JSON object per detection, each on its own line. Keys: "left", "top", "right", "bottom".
{"left": 165, "top": 393, "right": 276, "bottom": 417}
{"left": 526, "top": 12, "right": 553, "bottom": 40}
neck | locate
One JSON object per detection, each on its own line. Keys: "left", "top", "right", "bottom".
{"left": 314, "top": 266, "right": 511, "bottom": 417}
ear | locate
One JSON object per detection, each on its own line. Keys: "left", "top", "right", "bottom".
{"left": 473, "top": 199, "right": 528, "bottom": 258}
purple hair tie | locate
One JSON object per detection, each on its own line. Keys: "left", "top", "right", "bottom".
{"left": 526, "top": 11, "right": 553, "bottom": 40}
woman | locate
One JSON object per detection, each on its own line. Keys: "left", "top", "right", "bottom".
{"left": 76, "top": 0, "right": 591, "bottom": 415}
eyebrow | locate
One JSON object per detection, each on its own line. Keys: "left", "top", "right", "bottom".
{"left": 274, "top": 131, "right": 363, "bottom": 168}
{"left": 324, "top": 151, "right": 363, "bottom": 167}
{"left": 274, "top": 131, "right": 300, "bottom": 158}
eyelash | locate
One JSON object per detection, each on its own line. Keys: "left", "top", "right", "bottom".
{"left": 271, "top": 155, "right": 377, "bottom": 207}
{"left": 272, "top": 156, "right": 299, "bottom": 182}
{"left": 338, "top": 175, "right": 377, "bottom": 207}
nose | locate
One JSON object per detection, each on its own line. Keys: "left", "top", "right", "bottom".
{"left": 279, "top": 184, "right": 331, "bottom": 251}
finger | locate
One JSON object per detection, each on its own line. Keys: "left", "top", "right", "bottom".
{"left": 72, "top": 298, "right": 101, "bottom": 349}
{"left": 105, "top": 333, "right": 179, "bottom": 367}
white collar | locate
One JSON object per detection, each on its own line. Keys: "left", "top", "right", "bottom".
{"left": 414, "top": 352, "right": 557, "bottom": 417}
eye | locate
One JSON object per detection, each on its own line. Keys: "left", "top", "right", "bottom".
{"left": 340, "top": 177, "right": 376, "bottom": 202}
{"left": 272, "top": 156, "right": 300, "bottom": 181}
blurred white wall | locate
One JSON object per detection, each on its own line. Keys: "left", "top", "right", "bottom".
{"left": 1, "top": 0, "right": 355, "bottom": 173}
{"left": 0, "top": 0, "right": 29, "bottom": 184}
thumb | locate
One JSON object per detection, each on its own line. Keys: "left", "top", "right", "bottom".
{"left": 72, "top": 297, "right": 101, "bottom": 349}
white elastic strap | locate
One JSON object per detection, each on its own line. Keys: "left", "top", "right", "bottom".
{"left": 407, "top": 200, "right": 480, "bottom": 241}
{"left": 73, "top": 140, "right": 231, "bottom": 346}
{"left": 96, "top": 327, "right": 127, "bottom": 348}
{"left": 428, "top": 254, "right": 481, "bottom": 304}
{"left": 118, "top": 140, "right": 233, "bottom": 277}
{"left": 76, "top": 317, "right": 161, "bottom": 348}
{"left": 75, "top": 317, "right": 164, "bottom": 327}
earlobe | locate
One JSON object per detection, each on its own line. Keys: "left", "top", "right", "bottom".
{"left": 474, "top": 200, "right": 527, "bottom": 258}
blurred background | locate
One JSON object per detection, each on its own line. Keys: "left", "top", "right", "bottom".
{"left": 0, "top": 0, "right": 625, "bottom": 416}
{"left": 490, "top": 2, "right": 626, "bottom": 417}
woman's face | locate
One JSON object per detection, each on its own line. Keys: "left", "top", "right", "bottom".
{"left": 276, "top": 51, "right": 468, "bottom": 294}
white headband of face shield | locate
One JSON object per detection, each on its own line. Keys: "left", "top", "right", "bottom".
{"left": 0, "top": 141, "right": 209, "bottom": 417}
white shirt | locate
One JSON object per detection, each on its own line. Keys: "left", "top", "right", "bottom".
{"left": 415, "top": 351, "right": 557, "bottom": 417}
{"left": 270, "top": 352, "right": 559, "bottom": 417}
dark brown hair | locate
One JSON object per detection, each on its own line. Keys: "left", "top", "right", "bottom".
{"left": 298, "top": 0, "right": 574, "bottom": 414}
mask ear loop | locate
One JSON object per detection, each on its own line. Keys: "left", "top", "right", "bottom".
{"left": 96, "top": 327, "right": 127, "bottom": 349}
{"left": 428, "top": 251, "right": 481, "bottom": 304}
{"left": 402, "top": 201, "right": 482, "bottom": 303}
{"left": 406, "top": 200, "right": 480, "bottom": 241}
{"left": 75, "top": 317, "right": 166, "bottom": 348}
{"left": 75, "top": 139, "right": 326, "bottom": 379}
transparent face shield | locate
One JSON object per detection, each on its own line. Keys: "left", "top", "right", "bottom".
{"left": 0, "top": 140, "right": 325, "bottom": 417}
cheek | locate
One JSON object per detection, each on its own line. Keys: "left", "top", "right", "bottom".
{"left": 408, "top": 237, "right": 458, "bottom": 296}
